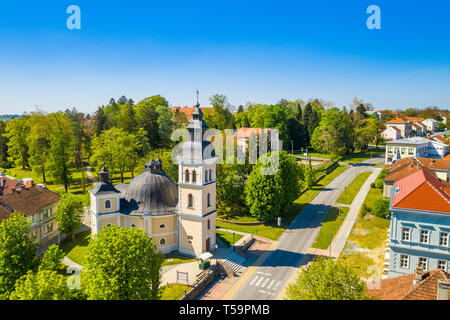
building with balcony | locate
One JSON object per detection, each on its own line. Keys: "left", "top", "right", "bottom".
{"left": 385, "top": 137, "right": 449, "bottom": 164}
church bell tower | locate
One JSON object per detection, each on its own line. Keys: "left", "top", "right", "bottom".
{"left": 177, "top": 91, "right": 217, "bottom": 257}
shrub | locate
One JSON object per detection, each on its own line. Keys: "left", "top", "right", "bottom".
{"left": 360, "top": 204, "right": 372, "bottom": 217}
{"left": 370, "top": 182, "right": 376, "bottom": 188}
{"left": 375, "top": 179, "right": 384, "bottom": 189}
{"left": 373, "top": 199, "right": 390, "bottom": 219}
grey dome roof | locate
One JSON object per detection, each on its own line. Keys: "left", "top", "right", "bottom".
{"left": 122, "top": 165, "right": 178, "bottom": 214}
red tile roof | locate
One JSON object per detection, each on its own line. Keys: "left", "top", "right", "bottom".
{"left": 405, "top": 116, "right": 425, "bottom": 122}
{"left": 367, "top": 269, "right": 449, "bottom": 300}
{"left": 0, "top": 185, "right": 61, "bottom": 222}
{"left": 0, "top": 176, "right": 24, "bottom": 195}
{"left": 387, "top": 117, "right": 407, "bottom": 124}
{"left": 169, "top": 106, "right": 213, "bottom": 118}
{"left": 416, "top": 157, "right": 450, "bottom": 171}
{"left": 432, "top": 135, "right": 448, "bottom": 145}
{"left": 235, "top": 127, "right": 271, "bottom": 139}
{"left": 392, "top": 169, "right": 450, "bottom": 213}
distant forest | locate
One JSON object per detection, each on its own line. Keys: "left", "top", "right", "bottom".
{"left": 0, "top": 115, "right": 20, "bottom": 122}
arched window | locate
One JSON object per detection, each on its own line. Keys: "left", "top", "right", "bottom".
{"left": 105, "top": 199, "right": 111, "bottom": 209}
{"left": 185, "top": 170, "right": 190, "bottom": 182}
{"left": 160, "top": 238, "right": 166, "bottom": 246}
{"left": 207, "top": 193, "right": 211, "bottom": 207}
{"left": 192, "top": 170, "right": 197, "bottom": 183}
{"left": 188, "top": 194, "right": 193, "bottom": 208}
{"left": 205, "top": 170, "right": 208, "bottom": 182}
{"left": 207, "top": 219, "right": 211, "bottom": 230}
{"left": 159, "top": 224, "right": 166, "bottom": 229}
{"left": 130, "top": 224, "right": 136, "bottom": 228}
{"left": 209, "top": 169, "right": 212, "bottom": 181}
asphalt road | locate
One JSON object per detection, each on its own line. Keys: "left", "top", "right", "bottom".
{"left": 231, "top": 158, "right": 383, "bottom": 300}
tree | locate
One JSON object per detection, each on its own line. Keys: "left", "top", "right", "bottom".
{"left": 304, "top": 162, "right": 317, "bottom": 190}
{"left": 83, "top": 225, "right": 163, "bottom": 300}
{"left": 0, "top": 212, "right": 36, "bottom": 299}
{"left": 302, "top": 103, "right": 320, "bottom": 139}
{"left": 0, "top": 121, "right": 9, "bottom": 166}
{"left": 39, "top": 244, "right": 65, "bottom": 272}
{"left": 373, "top": 199, "right": 390, "bottom": 218}
{"left": 135, "top": 96, "right": 164, "bottom": 149}
{"left": 117, "top": 101, "right": 136, "bottom": 134}
{"left": 10, "top": 270, "right": 72, "bottom": 300}
{"left": 5, "top": 116, "right": 30, "bottom": 169}
{"left": 286, "top": 257, "right": 369, "bottom": 300}
{"left": 245, "top": 151, "right": 300, "bottom": 221}
{"left": 93, "top": 106, "right": 109, "bottom": 136}
{"left": 54, "top": 193, "right": 84, "bottom": 242}
{"left": 216, "top": 162, "right": 248, "bottom": 218}
{"left": 204, "top": 94, "right": 234, "bottom": 130}
{"left": 28, "top": 113, "right": 52, "bottom": 182}
{"left": 311, "top": 108, "right": 353, "bottom": 157}
{"left": 48, "top": 120, "right": 73, "bottom": 192}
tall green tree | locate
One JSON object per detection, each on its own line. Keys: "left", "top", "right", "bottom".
{"left": 117, "top": 101, "right": 136, "bottom": 134}
{"left": 38, "top": 244, "right": 65, "bottom": 272}
{"left": 0, "top": 212, "right": 36, "bottom": 300}
{"left": 93, "top": 106, "right": 109, "bottom": 136}
{"left": 54, "top": 193, "right": 84, "bottom": 242}
{"left": 216, "top": 162, "right": 248, "bottom": 218}
{"left": 135, "top": 96, "right": 165, "bottom": 149}
{"left": 28, "top": 113, "right": 52, "bottom": 182}
{"left": 5, "top": 116, "right": 31, "bottom": 169}
{"left": 286, "top": 257, "right": 369, "bottom": 300}
{"left": 48, "top": 119, "right": 73, "bottom": 192}
{"left": 204, "top": 94, "right": 234, "bottom": 130}
{"left": 10, "top": 270, "right": 72, "bottom": 300}
{"left": 0, "top": 121, "right": 9, "bottom": 166}
{"left": 83, "top": 225, "right": 163, "bottom": 300}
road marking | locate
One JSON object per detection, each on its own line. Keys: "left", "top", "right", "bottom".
{"left": 259, "top": 290, "right": 266, "bottom": 294}
{"left": 254, "top": 276, "right": 264, "bottom": 287}
{"left": 256, "top": 271, "right": 264, "bottom": 275}
{"left": 266, "top": 279, "right": 276, "bottom": 290}
{"left": 273, "top": 280, "right": 281, "bottom": 290}
{"left": 261, "top": 278, "right": 270, "bottom": 288}
{"left": 249, "top": 276, "right": 259, "bottom": 286}
{"left": 264, "top": 272, "right": 272, "bottom": 276}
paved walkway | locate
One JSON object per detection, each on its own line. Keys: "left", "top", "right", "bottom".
{"left": 85, "top": 166, "right": 96, "bottom": 183}
{"left": 160, "top": 261, "right": 203, "bottom": 287}
{"left": 328, "top": 167, "right": 381, "bottom": 257}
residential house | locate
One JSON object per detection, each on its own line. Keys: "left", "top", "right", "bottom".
{"left": 367, "top": 267, "right": 449, "bottom": 300}
{"left": 0, "top": 182, "right": 61, "bottom": 247}
{"left": 0, "top": 174, "right": 24, "bottom": 195}
{"left": 385, "top": 137, "right": 449, "bottom": 164}
{"left": 430, "top": 135, "right": 449, "bottom": 145}
{"left": 235, "top": 127, "right": 281, "bottom": 154}
{"left": 387, "top": 169, "right": 450, "bottom": 277}
{"left": 385, "top": 118, "right": 412, "bottom": 138}
{"left": 383, "top": 157, "right": 450, "bottom": 198}
{"left": 381, "top": 126, "right": 401, "bottom": 141}
{"left": 423, "top": 118, "right": 438, "bottom": 132}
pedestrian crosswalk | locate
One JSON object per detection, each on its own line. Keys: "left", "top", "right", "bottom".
{"left": 249, "top": 271, "right": 282, "bottom": 296}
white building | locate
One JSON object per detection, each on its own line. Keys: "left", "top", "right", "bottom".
{"left": 385, "top": 137, "right": 449, "bottom": 164}
{"left": 423, "top": 118, "right": 438, "bottom": 132}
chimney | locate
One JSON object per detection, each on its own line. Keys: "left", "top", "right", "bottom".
{"left": 437, "top": 280, "right": 450, "bottom": 300}
{"left": 413, "top": 264, "right": 424, "bottom": 285}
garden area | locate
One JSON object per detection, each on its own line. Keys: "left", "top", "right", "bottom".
{"left": 59, "top": 229, "right": 91, "bottom": 265}
{"left": 160, "top": 283, "right": 191, "bottom": 300}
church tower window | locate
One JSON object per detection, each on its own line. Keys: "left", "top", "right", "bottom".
{"left": 188, "top": 194, "right": 194, "bottom": 208}
{"left": 105, "top": 199, "right": 111, "bottom": 209}
{"left": 185, "top": 170, "right": 190, "bottom": 182}
{"left": 192, "top": 170, "right": 197, "bottom": 183}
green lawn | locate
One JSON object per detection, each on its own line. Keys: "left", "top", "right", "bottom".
{"left": 338, "top": 171, "right": 372, "bottom": 205}
{"left": 341, "top": 150, "right": 385, "bottom": 164}
{"left": 59, "top": 230, "right": 91, "bottom": 265}
{"left": 216, "top": 230, "right": 244, "bottom": 247}
{"left": 217, "top": 215, "right": 260, "bottom": 223}
{"left": 160, "top": 283, "right": 191, "bottom": 300}
{"left": 312, "top": 207, "right": 349, "bottom": 250}
{"left": 216, "top": 165, "right": 350, "bottom": 241}
{"left": 162, "top": 254, "right": 196, "bottom": 267}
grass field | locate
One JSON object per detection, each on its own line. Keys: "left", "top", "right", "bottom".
{"left": 160, "top": 283, "right": 191, "bottom": 300}
{"left": 312, "top": 207, "right": 349, "bottom": 250}
{"left": 59, "top": 230, "right": 91, "bottom": 265}
{"left": 341, "top": 150, "right": 385, "bottom": 164}
{"left": 162, "top": 254, "right": 196, "bottom": 267}
{"left": 216, "top": 230, "right": 244, "bottom": 247}
{"left": 338, "top": 171, "right": 372, "bottom": 205}
{"left": 216, "top": 165, "right": 350, "bottom": 240}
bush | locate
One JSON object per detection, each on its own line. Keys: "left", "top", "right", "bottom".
{"left": 375, "top": 179, "right": 384, "bottom": 189}
{"left": 360, "top": 204, "right": 372, "bottom": 217}
{"left": 373, "top": 199, "right": 390, "bottom": 219}
{"left": 370, "top": 182, "right": 376, "bottom": 188}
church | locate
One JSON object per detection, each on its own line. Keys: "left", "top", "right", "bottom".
{"left": 89, "top": 104, "right": 217, "bottom": 257}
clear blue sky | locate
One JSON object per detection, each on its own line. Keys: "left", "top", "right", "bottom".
{"left": 0, "top": 0, "right": 449, "bottom": 114}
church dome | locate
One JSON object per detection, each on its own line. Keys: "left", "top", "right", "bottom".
{"left": 123, "top": 159, "right": 178, "bottom": 214}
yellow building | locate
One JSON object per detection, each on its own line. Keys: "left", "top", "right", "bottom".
{"left": 90, "top": 104, "right": 217, "bottom": 257}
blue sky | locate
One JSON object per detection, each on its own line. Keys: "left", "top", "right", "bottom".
{"left": 0, "top": 0, "right": 449, "bottom": 114}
